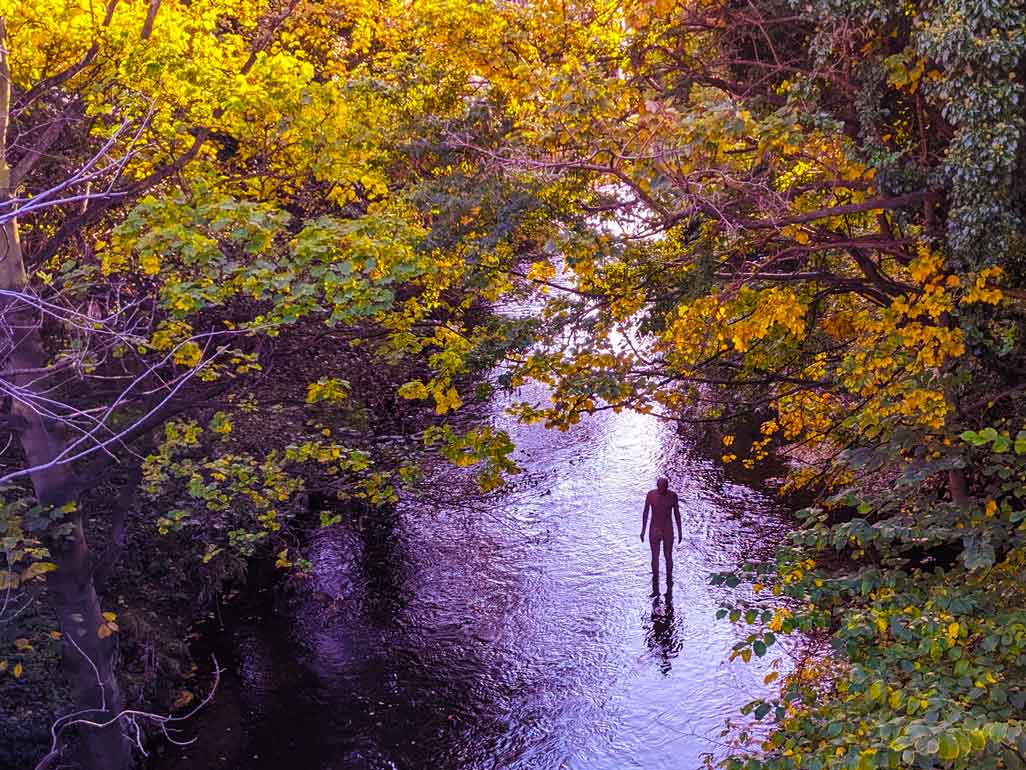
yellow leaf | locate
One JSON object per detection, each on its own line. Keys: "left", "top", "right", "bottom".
{"left": 397, "top": 380, "right": 429, "bottom": 400}
{"left": 102, "top": 612, "right": 118, "bottom": 622}
{"left": 14, "top": 638, "right": 32, "bottom": 651}
{"left": 433, "top": 386, "right": 462, "bottom": 415}
{"left": 139, "top": 253, "right": 160, "bottom": 276}
{"left": 526, "top": 260, "right": 556, "bottom": 282}
{"left": 20, "top": 561, "right": 57, "bottom": 582}
{"left": 97, "top": 624, "right": 113, "bottom": 640}
{"left": 49, "top": 631, "right": 62, "bottom": 640}
{"left": 12, "top": 663, "right": 22, "bottom": 678}
{"left": 764, "top": 671, "right": 779, "bottom": 684}
{"left": 173, "top": 342, "right": 203, "bottom": 368}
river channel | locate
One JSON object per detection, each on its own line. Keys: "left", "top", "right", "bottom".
{"left": 158, "top": 383, "right": 789, "bottom": 770}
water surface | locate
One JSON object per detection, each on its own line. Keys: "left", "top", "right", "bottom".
{"left": 163, "top": 387, "right": 787, "bottom": 770}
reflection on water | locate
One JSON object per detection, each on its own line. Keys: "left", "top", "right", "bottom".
{"left": 160, "top": 385, "right": 788, "bottom": 770}
{"left": 645, "top": 589, "right": 682, "bottom": 676}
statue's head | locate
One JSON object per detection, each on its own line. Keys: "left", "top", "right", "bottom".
{"left": 656, "top": 477, "right": 669, "bottom": 491}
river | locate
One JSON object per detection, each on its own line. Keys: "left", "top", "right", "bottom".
{"left": 157, "top": 383, "right": 788, "bottom": 770}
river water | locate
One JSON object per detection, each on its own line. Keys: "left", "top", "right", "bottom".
{"left": 160, "top": 384, "right": 788, "bottom": 770}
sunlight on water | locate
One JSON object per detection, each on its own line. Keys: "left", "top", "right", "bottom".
{"left": 162, "top": 381, "right": 789, "bottom": 770}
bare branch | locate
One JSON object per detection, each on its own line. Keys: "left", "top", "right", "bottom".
{"left": 33, "top": 654, "right": 223, "bottom": 770}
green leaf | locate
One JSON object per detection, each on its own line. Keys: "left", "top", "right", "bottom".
{"left": 1014, "top": 431, "right": 1026, "bottom": 454}
{"left": 963, "top": 532, "right": 996, "bottom": 570}
{"left": 938, "top": 733, "right": 959, "bottom": 760}
{"left": 987, "top": 722, "right": 1008, "bottom": 742}
{"left": 867, "top": 680, "right": 884, "bottom": 701}
{"left": 970, "top": 729, "right": 987, "bottom": 751}
{"left": 961, "top": 430, "right": 987, "bottom": 446}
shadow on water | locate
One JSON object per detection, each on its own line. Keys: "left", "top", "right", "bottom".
{"left": 154, "top": 385, "right": 791, "bottom": 770}
{"left": 644, "top": 588, "right": 683, "bottom": 677}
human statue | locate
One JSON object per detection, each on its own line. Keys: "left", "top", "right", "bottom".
{"left": 640, "top": 477, "right": 682, "bottom": 592}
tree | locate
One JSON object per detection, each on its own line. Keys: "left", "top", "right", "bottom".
{"left": 0, "top": 1, "right": 527, "bottom": 766}
{"left": 418, "top": 0, "right": 1026, "bottom": 767}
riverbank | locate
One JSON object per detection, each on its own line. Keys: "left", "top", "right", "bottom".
{"left": 0, "top": 316, "right": 487, "bottom": 770}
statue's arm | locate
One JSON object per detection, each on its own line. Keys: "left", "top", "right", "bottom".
{"left": 640, "top": 494, "right": 650, "bottom": 541}
{"left": 673, "top": 495, "right": 682, "bottom": 542}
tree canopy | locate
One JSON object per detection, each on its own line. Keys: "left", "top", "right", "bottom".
{"left": 468, "top": 2, "right": 1026, "bottom": 769}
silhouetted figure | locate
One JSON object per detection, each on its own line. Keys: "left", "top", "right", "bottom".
{"left": 640, "top": 477, "right": 681, "bottom": 591}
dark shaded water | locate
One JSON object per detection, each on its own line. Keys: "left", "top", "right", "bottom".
{"left": 160, "top": 386, "right": 788, "bottom": 770}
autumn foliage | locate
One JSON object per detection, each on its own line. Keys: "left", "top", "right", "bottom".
{"left": 2, "top": 0, "right": 1026, "bottom": 768}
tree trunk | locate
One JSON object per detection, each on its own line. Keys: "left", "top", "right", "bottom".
{"left": 948, "top": 468, "right": 970, "bottom": 506}
{"left": 0, "top": 19, "right": 132, "bottom": 770}
{"left": 48, "top": 532, "right": 132, "bottom": 770}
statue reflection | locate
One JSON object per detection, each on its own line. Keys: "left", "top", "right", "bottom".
{"left": 645, "top": 583, "right": 682, "bottom": 675}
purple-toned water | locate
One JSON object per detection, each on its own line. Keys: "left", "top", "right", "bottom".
{"left": 159, "top": 384, "right": 787, "bottom": 770}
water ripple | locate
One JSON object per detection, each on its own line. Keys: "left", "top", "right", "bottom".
{"left": 166, "top": 383, "right": 789, "bottom": 770}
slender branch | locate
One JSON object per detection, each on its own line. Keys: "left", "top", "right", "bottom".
{"left": 140, "top": 0, "right": 161, "bottom": 40}
{"left": 33, "top": 655, "right": 223, "bottom": 770}
{"left": 9, "top": 105, "right": 80, "bottom": 187}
